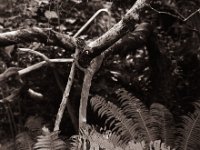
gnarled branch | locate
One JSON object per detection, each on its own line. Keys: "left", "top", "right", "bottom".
{"left": 0, "top": 27, "right": 78, "bottom": 51}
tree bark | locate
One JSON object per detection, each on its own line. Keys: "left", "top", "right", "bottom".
{"left": 0, "top": 27, "right": 78, "bottom": 51}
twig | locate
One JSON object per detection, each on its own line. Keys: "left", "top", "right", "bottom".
{"left": 53, "top": 49, "right": 79, "bottom": 132}
{"left": 18, "top": 48, "right": 51, "bottom": 63}
{"left": 183, "top": 8, "right": 200, "bottom": 21}
{"left": 149, "top": 4, "right": 200, "bottom": 22}
{"left": 148, "top": 4, "right": 184, "bottom": 21}
{"left": 18, "top": 48, "right": 68, "bottom": 91}
{"left": 73, "top": 9, "right": 110, "bottom": 37}
{"left": 18, "top": 59, "right": 73, "bottom": 76}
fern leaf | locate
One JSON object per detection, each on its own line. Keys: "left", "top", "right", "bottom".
{"left": 125, "top": 140, "right": 145, "bottom": 150}
{"left": 82, "top": 125, "right": 122, "bottom": 150}
{"left": 68, "top": 135, "right": 82, "bottom": 150}
{"left": 150, "top": 103, "right": 175, "bottom": 147}
{"left": 108, "top": 132, "right": 125, "bottom": 147}
{"left": 90, "top": 96, "right": 137, "bottom": 144}
{"left": 125, "top": 140, "right": 176, "bottom": 150}
{"left": 34, "top": 129, "right": 66, "bottom": 150}
{"left": 70, "top": 125, "right": 124, "bottom": 150}
{"left": 149, "top": 140, "right": 175, "bottom": 150}
{"left": 175, "top": 102, "right": 200, "bottom": 150}
{"left": 115, "top": 88, "right": 159, "bottom": 142}
{"left": 15, "top": 132, "right": 34, "bottom": 150}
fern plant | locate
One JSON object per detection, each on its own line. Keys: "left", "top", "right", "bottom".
{"left": 69, "top": 124, "right": 175, "bottom": 150}
{"left": 34, "top": 127, "right": 66, "bottom": 150}
{"left": 15, "top": 132, "right": 34, "bottom": 150}
{"left": 2, "top": 89, "right": 200, "bottom": 150}
{"left": 69, "top": 125, "right": 122, "bottom": 150}
{"left": 89, "top": 88, "right": 200, "bottom": 150}
{"left": 0, "top": 116, "right": 67, "bottom": 150}
{"left": 175, "top": 102, "right": 200, "bottom": 150}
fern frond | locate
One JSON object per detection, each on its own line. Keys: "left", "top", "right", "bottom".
{"left": 90, "top": 95, "right": 137, "bottom": 144}
{"left": 150, "top": 103, "right": 175, "bottom": 147}
{"left": 69, "top": 125, "right": 124, "bottom": 150}
{"left": 115, "top": 88, "right": 159, "bottom": 142}
{"left": 175, "top": 101, "right": 200, "bottom": 150}
{"left": 81, "top": 125, "right": 123, "bottom": 150}
{"left": 125, "top": 140, "right": 175, "bottom": 150}
{"left": 108, "top": 132, "right": 125, "bottom": 147}
{"left": 15, "top": 132, "right": 34, "bottom": 150}
{"left": 125, "top": 140, "right": 145, "bottom": 150}
{"left": 149, "top": 140, "right": 175, "bottom": 150}
{"left": 34, "top": 128, "right": 66, "bottom": 150}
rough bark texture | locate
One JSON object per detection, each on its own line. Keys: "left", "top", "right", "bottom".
{"left": 106, "top": 22, "right": 153, "bottom": 56}
{"left": 0, "top": 27, "right": 78, "bottom": 51}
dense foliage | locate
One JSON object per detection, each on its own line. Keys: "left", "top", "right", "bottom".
{"left": 0, "top": 0, "right": 200, "bottom": 149}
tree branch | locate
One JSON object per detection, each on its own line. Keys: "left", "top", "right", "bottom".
{"left": 106, "top": 22, "right": 153, "bottom": 56}
{"left": 78, "top": 0, "right": 150, "bottom": 67}
{"left": 0, "top": 59, "right": 73, "bottom": 83}
{"left": 0, "top": 27, "right": 78, "bottom": 51}
{"left": 18, "top": 59, "right": 73, "bottom": 76}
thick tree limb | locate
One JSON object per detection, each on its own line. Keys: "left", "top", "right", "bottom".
{"left": 78, "top": 0, "right": 150, "bottom": 67}
{"left": 0, "top": 27, "right": 78, "bottom": 50}
{"left": 106, "top": 22, "right": 153, "bottom": 56}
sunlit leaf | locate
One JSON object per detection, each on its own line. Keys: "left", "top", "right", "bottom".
{"left": 44, "top": 11, "right": 59, "bottom": 19}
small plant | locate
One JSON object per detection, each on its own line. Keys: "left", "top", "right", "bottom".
{"left": 88, "top": 88, "right": 200, "bottom": 150}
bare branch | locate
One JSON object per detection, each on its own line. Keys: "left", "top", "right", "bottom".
{"left": 0, "top": 27, "right": 78, "bottom": 51}
{"left": 78, "top": 0, "right": 150, "bottom": 67}
{"left": 18, "top": 48, "right": 51, "bottom": 63}
{"left": 149, "top": 4, "right": 200, "bottom": 22}
{"left": 18, "top": 59, "right": 73, "bottom": 76}
{"left": 53, "top": 50, "right": 79, "bottom": 132}
{"left": 107, "top": 22, "right": 153, "bottom": 55}
{"left": 79, "top": 55, "right": 104, "bottom": 127}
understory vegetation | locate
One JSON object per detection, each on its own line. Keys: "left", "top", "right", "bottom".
{"left": 0, "top": 0, "right": 200, "bottom": 149}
